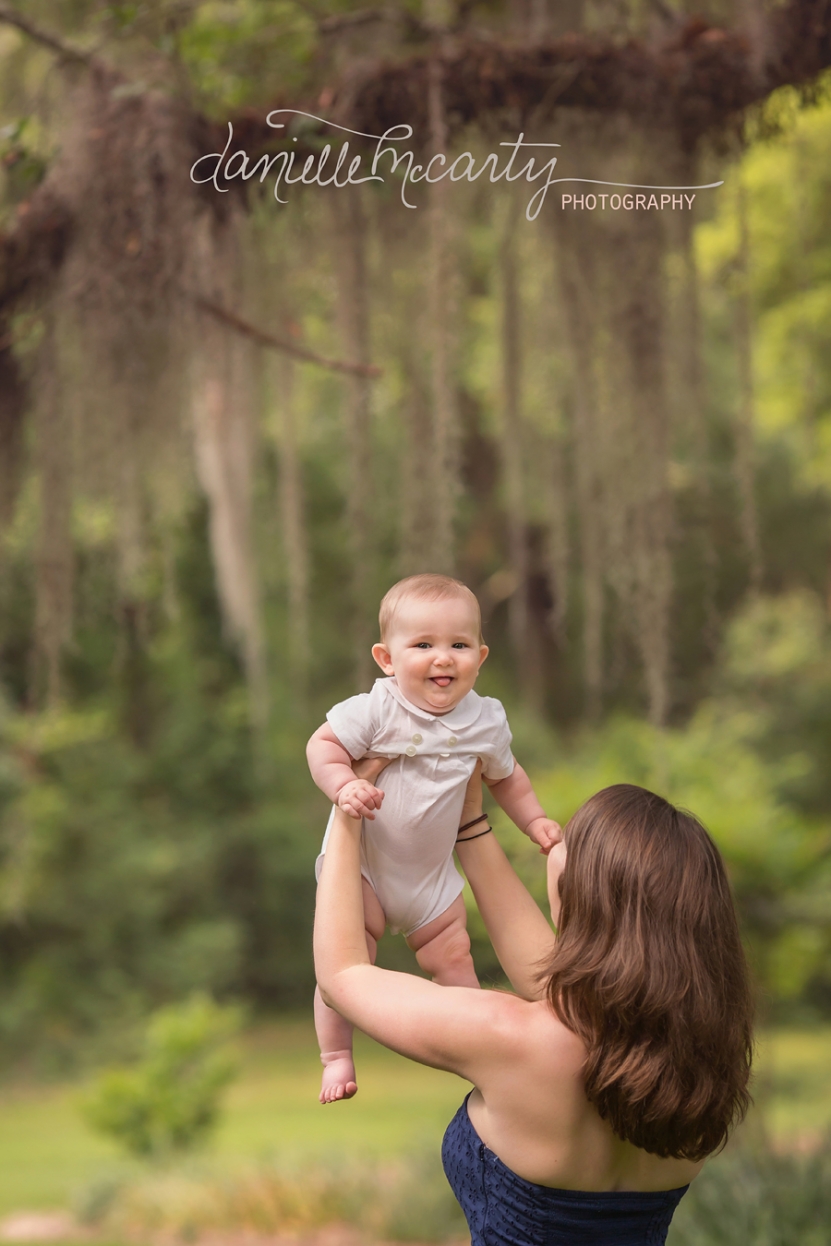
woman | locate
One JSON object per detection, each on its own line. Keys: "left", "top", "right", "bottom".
{"left": 314, "top": 769, "right": 754, "bottom": 1246}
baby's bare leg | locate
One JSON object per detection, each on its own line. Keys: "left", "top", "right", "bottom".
{"left": 406, "top": 894, "right": 480, "bottom": 988}
{"left": 315, "top": 875, "right": 386, "bottom": 1104}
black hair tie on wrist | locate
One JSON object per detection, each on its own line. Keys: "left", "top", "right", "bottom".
{"left": 456, "top": 826, "right": 492, "bottom": 842}
{"left": 458, "top": 813, "right": 488, "bottom": 833}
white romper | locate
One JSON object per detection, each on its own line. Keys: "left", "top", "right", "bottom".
{"left": 315, "top": 677, "right": 515, "bottom": 936}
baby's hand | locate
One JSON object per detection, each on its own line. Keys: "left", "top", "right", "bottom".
{"left": 338, "top": 778, "right": 384, "bottom": 820}
{"left": 526, "top": 816, "right": 562, "bottom": 855}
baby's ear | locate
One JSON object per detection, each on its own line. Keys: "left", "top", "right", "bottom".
{"left": 477, "top": 644, "right": 489, "bottom": 668}
{"left": 371, "top": 642, "right": 394, "bottom": 675}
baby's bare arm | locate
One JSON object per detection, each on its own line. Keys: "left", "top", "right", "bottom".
{"left": 306, "top": 723, "right": 384, "bottom": 819}
{"left": 486, "top": 763, "right": 561, "bottom": 852}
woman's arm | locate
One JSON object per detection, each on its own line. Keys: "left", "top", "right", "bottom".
{"left": 313, "top": 806, "right": 523, "bottom": 1079}
{"left": 456, "top": 769, "right": 558, "bottom": 1001}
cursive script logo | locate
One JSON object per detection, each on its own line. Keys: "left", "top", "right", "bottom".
{"left": 190, "top": 112, "right": 722, "bottom": 222}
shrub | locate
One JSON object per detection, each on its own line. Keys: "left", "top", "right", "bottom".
{"left": 82, "top": 994, "right": 241, "bottom": 1158}
{"left": 79, "top": 1149, "right": 466, "bottom": 1242}
{"left": 668, "top": 1136, "right": 831, "bottom": 1246}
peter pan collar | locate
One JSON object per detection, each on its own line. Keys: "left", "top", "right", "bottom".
{"left": 378, "top": 677, "right": 485, "bottom": 729}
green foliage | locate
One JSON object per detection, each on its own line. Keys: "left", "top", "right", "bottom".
{"left": 714, "top": 592, "right": 831, "bottom": 1011}
{"left": 471, "top": 590, "right": 831, "bottom": 1014}
{"left": 4, "top": 590, "right": 831, "bottom": 1051}
{"left": 3, "top": 9, "right": 831, "bottom": 1051}
{"left": 82, "top": 994, "right": 241, "bottom": 1158}
{"left": 81, "top": 1146, "right": 465, "bottom": 1242}
{"left": 373, "top": 1147, "right": 467, "bottom": 1242}
{"left": 177, "top": 1, "right": 317, "bottom": 112}
{"left": 668, "top": 1137, "right": 831, "bottom": 1246}
{"left": 716, "top": 591, "right": 831, "bottom": 812}
{"left": 77, "top": 1118, "right": 831, "bottom": 1246}
{"left": 698, "top": 95, "right": 831, "bottom": 500}
{"left": 0, "top": 624, "right": 323, "bottom": 1056}
{"left": 0, "top": 117, "right": 47, "bottom": 205}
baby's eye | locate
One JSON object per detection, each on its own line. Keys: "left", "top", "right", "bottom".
{"left": 452, "top": 642, "right": 469, "bottom": 649}
{"left": 415, "top": 642, "right": 432, "bottom": 649}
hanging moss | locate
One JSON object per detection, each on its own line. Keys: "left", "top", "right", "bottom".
{"left": 0, "top": 0, "right": 828, "bottom": 720}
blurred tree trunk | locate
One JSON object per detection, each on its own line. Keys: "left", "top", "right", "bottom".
{"left": 427, "top": 57, "right": 460, "bottom": 573}
{"left": 552, "top": 128, "right": 675, "bottom": 726}
{"left": 0, "top": 347, "right": 26, "bottom": 530}
{"left": 543, "top": 432, "right": 570, "bottom": 646}
{"left": 398, "top": 306, "right": 434, "bottom": 577}
{"left": 274, "top": 339, "right": 310, "bottom": 700}
{"left": 331, "top": 185, "right": 374, "bottom": 689}
{"left": 191, "top": 212, "right": 267, "bottom": 729}
{"left": 671, "top": 189, "right": 719, "bottom": 649}
{"left": 734, "top": 178, "right": 763, "bottom": 593}
{"left": 32, "top": 311, "right": 72, "bottom": 708}
{"left": 618, "top": 216, "right": 673, "bottom": 728}
{"left": 499, "top": 190, "right": 536, "bottom": 709}
{"left": 553, "top": 211, "right": 605, "bottom": 719}
{"left": 114, "top": 391, "right": 147, "bottom": 613}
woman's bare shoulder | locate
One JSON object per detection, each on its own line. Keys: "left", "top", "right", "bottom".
{"left": 480, "top": 990, "right": 586, "bottom": 1070}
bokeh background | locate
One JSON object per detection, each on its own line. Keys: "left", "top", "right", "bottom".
{"left": 1, "top": 1, "right": 830, "bottom": 1241}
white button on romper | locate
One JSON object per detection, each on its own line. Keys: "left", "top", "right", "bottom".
{"left": 315, "top": 677, "right": 515, "bottom": 936}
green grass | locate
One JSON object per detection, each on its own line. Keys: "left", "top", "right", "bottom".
{"left": 0, "top": 1019, "right": 829, "bottom": 1218}
{"left": 752, "top": 1028, "right": 831, "bottom": 1142}
{"left": 0, "top": 1080, "right": 124, "bottom": 1215}
{"left": 0, "top": 1018, "right": 468, "bottom": 1216}
{"left": 214, "top": 1019, "right": 469, "bottom": 1163}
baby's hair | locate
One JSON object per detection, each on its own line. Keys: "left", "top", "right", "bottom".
{"left": 379, "top": 574, "right": 483, "bottom": 643}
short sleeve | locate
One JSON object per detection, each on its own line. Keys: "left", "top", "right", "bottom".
{"left": 480, "top": 700, "right": 514, "bottom": 781}
{"left": 326, "top": 691, "right": 379, "bottom": 761}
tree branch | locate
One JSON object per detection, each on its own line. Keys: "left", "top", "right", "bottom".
{"left": 0, "top": 188, "right": 73, "bottom": 316}
{"left": 194, "top": 294, "right": 382, "bottom": 379}
{"left": 0, "top": 3, "right": 98, "bottom": 67}
{"left": 318, "top": 7, "right": 385, "bottom": 34}
{"left": 253, "top": 0, "right": 831, "bottom": 151}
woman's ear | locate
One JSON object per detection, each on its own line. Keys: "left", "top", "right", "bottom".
{"left": 371, "top": 642, "right": 395, "bottom": 675}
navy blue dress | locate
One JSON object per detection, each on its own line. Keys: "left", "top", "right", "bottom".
{"left": 442, "top": 1096, "right": 688, "bottom": 1246}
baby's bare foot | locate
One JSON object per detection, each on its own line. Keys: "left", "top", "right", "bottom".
{"left": 320, "top": 1050, "right": 358, "bottom": 1104}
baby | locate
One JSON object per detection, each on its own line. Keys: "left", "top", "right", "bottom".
{"left": 306, "top": 573, "right": 561, "bottom": 1104}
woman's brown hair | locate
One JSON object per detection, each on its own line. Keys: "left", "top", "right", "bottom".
{"left": 541, "top": 784, "right": 753, "bottom": 1162}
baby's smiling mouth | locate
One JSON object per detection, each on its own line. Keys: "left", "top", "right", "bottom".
{"left": 430, "top": 676, "right": 454, "bottom": 687}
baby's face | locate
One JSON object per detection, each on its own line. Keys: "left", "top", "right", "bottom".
{"left": 371, "top": 596, "right": 489, "bottom": 716}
